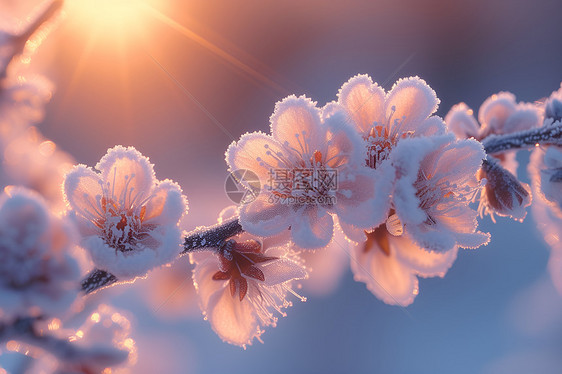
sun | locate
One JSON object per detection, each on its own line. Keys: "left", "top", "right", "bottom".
{"left": 65, "top": 0, "right": 154, "bottom": 40}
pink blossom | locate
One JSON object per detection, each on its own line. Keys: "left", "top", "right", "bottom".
{"left": 190, "top": 232, "right": 307, "bottom": 347}
{"left": 63, "top": 146, "right": 188, "bottom": 280}
{"left": 392, "top": 135, "right": 490, "bottom": 252}
{"left": 226, "top": 95, "right": 380, "bottom": 249}
{"left": 0, "top": 188, "right": 80, "bottom": 319}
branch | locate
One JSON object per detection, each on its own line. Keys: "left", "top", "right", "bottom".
{"left": 182, "top": 217, "right": 243, "bottom": 254}
{"left": 81, "top": 269, "right": 117, "bottom": 295}
{"left": 483, "top": 121, "right": 562, "bottom": 154}
{"left": 80, "top": 218, "right": 243, "bottom": 294}
{"left": 0, "top": 316, "right": 128, "bottom": 368}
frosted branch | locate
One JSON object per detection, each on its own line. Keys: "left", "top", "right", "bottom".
{"left": 483, "top": 121, "right": 562, "bottom": 154}
{"left": 81, "top": 269, "right": 118, "bottom": 295}
{"left": 0, "top": 316, "right": 128, "bottom": 367}
{"left": 182, "top": 218, "right": 243, "bottom": 254}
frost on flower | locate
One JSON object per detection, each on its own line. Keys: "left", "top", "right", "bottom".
{"left": 325, "top": 75, "right": 446, "bottom": 228}
{"left": 226, "top": 95, "right": 381, "bottom": 249}
{"left": 445, "top": 93, "right": 539, "bottom": 222}
{"left": 348, "top": 223, "right": 458, "bottom": 306}
{"left": 0, "top": 188, "right": 79, "bottom": 319}
{"left": 392, "top": 135, "right": 490, "bottom": 252}
{"left": 63, "top": 146, "right": 188, "bottom": 281}
{"left": 190, "top": 227, "right": 307, "bottom": 347}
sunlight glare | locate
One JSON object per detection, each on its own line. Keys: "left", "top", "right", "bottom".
{"left": 66, "top": 0, "right": 152, "bottom": 39}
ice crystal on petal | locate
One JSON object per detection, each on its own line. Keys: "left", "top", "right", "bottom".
{"left": 349, "top": 223, "right": 458, "bottom": 306}
{"left": 392, "top": 135, "right": 490, "bottom": 252}
{"left": 226, "top": 95, "right": 381, "bottom": 249}
{"left": 0, "top": 188, "right": 80, "bottom": 319}
{"left": 63, "top": 146, "right": 188, "bottom": 280}
{"left": 191, "top": 224, "right": 306, "bottom": 347}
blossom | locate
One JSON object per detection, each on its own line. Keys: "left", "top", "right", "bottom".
{"left": 445, "top": 94, "right": 539, "bottom": 221}
{"left": 348, "top": 223, "right": 458, "bottom": 306}
{"left": 190, "top": 229, "right": 307, "bottom": 347}
{"left": 0, "top": 188, "right": 80, "bottom": 319}
{"left": 226, "top": 95, "right": 381, "bottom": 249}
{"left": 392, "top": 135, "right": 490, "bottom": 252}
{"left": 63, "top": 146, "right": 188, "bottom": 280}
{"left": 325, "top": 75, "right": 447, "bottom": 230}
{"left": 445, "top": 92, "right": 541, "bottom": 173}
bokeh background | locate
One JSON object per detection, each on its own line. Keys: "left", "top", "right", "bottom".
{"left": 3, "top": 0, "right": 562, "bottom": 372}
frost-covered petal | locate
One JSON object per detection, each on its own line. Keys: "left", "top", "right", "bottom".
{"left": 337, "top": 74, "right": 385, "bottom": 134}
{"left": 63, "top": 165, "right": 104, "bottom": 221}
{"left": 143, "top": 180, "right": 188, "bottom": 225}
{"left": 270, "top": 95, "right": 326, "bottom": 156}
{"left": 322, "top": 111, "right": 364, "bottom": 169}
{"left": 261, "top": 256, "right": 307, "bottom": 286}
{"left": 503, "top": 104, "right": 541, "bottom": 134}
{"left": 478, "top": 92, "right": 516, "bottom": 135}
{"left": 350, "top": 229, "right": 418, "bottom": 306}
{"left": 394, "top": 235, "right": 458, "bottom": 277}
{"left": 192, "top": 252, "right": 228, "bottom": 311}
{"left": 291, "top": 207, "right": 334, "bottom": 249}
{"left": 96, "top": 146, "right": 156, "bottom": 208}
{"left": 335, "top": 165, "right": 392, "bottom": 230}
{"left": 206, "top": 286, "right": 258, "bottom": 346}
{"left": 239, "top": 193, "right": 292, "bottom": 237}
{"left": 385, "top": 76, "right": 440, "bottom": 133}
{"left": 225, "top": 132, "right": 291, "bottom": 181}
{"left": 444, "top": 102, "right": 480, "bottom": 139}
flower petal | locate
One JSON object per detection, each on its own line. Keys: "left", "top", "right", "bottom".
{"left": 207, "top": 286, "right": 257, "bottom": 346}
{"left": 385, "top": 76, "right": 440, "bottom": 134}
{"left": 260, "top": 255, "right": 307, "bottom": 286}
{"left": 225, "top": 132, "right": 290, "bottom": 181}
{"left": 239, "top": 193, "right": 292, "bottom": 237}
{"left": 394, "top": 234, "right": 458, "bottom": 277}
{"left": 291, "top": 207, "right": 334, "bottom": 249}
{"left": 337, "top": 74, "right": 385, "bottom": 134}
{"left": 143, "top": 179, "right": 187, "bottom": 225}
{"left": 350, "top": 233, "right": 418, "bottom": 306}
{"left": 335, "top": 166, "right": 392, "bottom": 230}
{"left": 478, "top": 92, "right": 516, "bottom": 135}
{"left": 444, "top": 102, "right": 480, "bottom": 139}
{"left": 269, "top": 95, "right": 326, "bottom": 157}
{"left": 96, "top": 146, "right": 156, "bottom": 208}
{"left": 63, "top": 164, "right": 104, "bottom": 222}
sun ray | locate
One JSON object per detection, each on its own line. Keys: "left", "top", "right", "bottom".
{"left": 142, "top": 5, "right": 290, "bottom": 95}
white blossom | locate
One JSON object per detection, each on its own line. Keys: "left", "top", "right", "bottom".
{"left": 63, "top": 145, "right": 188, "bottom": 280}
{"left": 226, "top": 95, "right": 380, "bottom": 249}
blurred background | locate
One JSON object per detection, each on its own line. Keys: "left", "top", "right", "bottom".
{"left": 3, "top": 0, "right": 562, "bottom": 372}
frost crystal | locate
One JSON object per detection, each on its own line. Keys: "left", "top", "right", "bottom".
{"left": 64, "top": 145, "right": 188, "bottom": 280}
